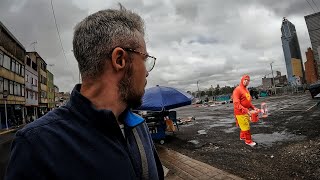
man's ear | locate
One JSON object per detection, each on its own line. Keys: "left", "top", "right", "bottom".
{"left": 111, "top": 47, "right": 127, "bottom": 71}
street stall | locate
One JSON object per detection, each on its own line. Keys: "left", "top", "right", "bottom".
{"left": 135, "top": 85, "right": 193, "bottom": 144}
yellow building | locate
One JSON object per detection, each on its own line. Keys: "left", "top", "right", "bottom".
{"left": 291, "top": 58, "right": 304, "bottom": 78}
{"left": 0, "top": 21, "right": 26, "bottom": 128}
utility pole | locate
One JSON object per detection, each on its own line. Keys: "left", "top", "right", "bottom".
{"left": 197, "top": 81, "right": 200, "bottom": 98}
{"left": 270, "top": 62, "right": 276, "bottom": 95}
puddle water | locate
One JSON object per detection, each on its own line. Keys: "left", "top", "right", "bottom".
{"left": 252, "top": 131, "right": 306, "bottom": 147}
{"left": 197, "top": 130, "right": 207, "bottom": 135}
{"left": 188, "top": 140, "right": 199, "bottom": 145}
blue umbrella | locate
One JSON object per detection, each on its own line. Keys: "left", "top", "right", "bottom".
{"left": 137, "top": 85, "right": 194, "bottom": 111}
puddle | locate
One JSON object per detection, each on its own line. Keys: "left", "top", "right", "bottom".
{"left": 223, "top": 127, "right": 238, "bottom": 133}
{"left": 188, "top": 140, "right": 199, "bottom": 145}
{"left": 197, "top": 130, "right": 207, "bottom": 135}
{"left": 252, "top": 131, "right": 306, "bottom": 147}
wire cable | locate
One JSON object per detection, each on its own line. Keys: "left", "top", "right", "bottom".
{"left": 306, "top": 0, "right": 316, "bottom": 12}
{"left": 311, "top": 0, "right": 320, "bottom": 11}
{"left": 50, "top": 0, "right": 76, "bottom": 82}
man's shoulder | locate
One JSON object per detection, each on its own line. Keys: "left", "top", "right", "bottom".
{"left": 17, "top": 106, "right": 72, "bottom": 138}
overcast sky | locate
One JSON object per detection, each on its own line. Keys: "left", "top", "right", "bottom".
{"left": 0, "top": 0, "right": 318, "bottom": 92}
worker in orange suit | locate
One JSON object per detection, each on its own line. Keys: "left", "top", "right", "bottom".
{"left": 232, "top": 75, "right": 259, "bottom": 147}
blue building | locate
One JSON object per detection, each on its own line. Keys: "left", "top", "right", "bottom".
{"left": 281, "top": 18, "right": 305, "bottom": 85}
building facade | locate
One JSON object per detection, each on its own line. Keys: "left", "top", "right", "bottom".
{"left": 37, "top": 54, "right": 48, "bottom": 116}
{"left": 54, "top": 85, "right": 60, "bottom": 108}
{"left": 25, "top": 52, "right": 39, "bottom": 122}
{"left": 262, "top": 71, "right": 287, "bottom": 89}
{"left": 0, "top": 21, "right": 26, "bottom": 128}
{"left": 291, "top": 58, "right": 304, "bottom": 78}
{"left": 305, "top": 12, "right": 320, "bottom": 79}
{"left": 304, "top": 48, "right": 319, "bottom": 84}
{"left": 47, "top": 70, "right": 55, "bottom": 110}
{"left": 281, "top": 18, "right": 305, "bottom": 85}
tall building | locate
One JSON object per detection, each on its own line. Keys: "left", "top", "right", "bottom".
{"left": 305, "top": 12, "right": 320, "bottom": 78}
{"left": 281, "top": 18, "right": 305, "bottom": 85}
{"left": 36, "top": 54, "right": 48, "bottom": 116}
{"left": 291, "top": 58, "right": 304, "bottom": 78}
{"left": 25, "top": 52, "right": 39, "bottom": 121}
{"left": 47, "top": 70, "right": 55, "bottom": 110}
{"left": 0, "top": 21, "right": 26, "bottom": 128}
{"left": 304, "top": 48, "right": 319, "bottom": 84}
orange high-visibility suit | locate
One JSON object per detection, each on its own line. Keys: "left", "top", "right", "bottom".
{"left": 232, "top": 75, "right": 256, "bottom": 144}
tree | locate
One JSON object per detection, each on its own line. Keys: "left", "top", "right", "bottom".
{"left": 214, "top": 84, "right": 220, "bottom": 95}
{"left": 200, "top": 91, "right": 206, "bottom": 97}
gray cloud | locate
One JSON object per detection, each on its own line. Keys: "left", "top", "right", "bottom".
{"left": 0, "top": 0, "right": 314, "bottom": 92}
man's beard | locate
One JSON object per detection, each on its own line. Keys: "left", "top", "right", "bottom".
{"left": 118, "top": 63, "right": 144, "bottom": 109}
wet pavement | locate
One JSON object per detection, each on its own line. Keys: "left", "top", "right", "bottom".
{"left": 157, "top": 145, "right": 243, "bottom": 180}
{"left": 162, "top": 93, "right": 320, "bottom": 179}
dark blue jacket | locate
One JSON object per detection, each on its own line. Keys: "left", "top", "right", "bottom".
{"left": 5, "top": 85, "right": 164, "bottom": 180}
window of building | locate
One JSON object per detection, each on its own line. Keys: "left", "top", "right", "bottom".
{"left": 32, "top": 62, "right": 37, "bottom": 71}
{"left": 26, "top": 58, "right": 31, "bottom": 66}
{"left": 16, "top": 63, "right": 20, "bottom": 74}
{"left": 3, "top": 54, "right": 11, "bottom": 69}
{"left": 9, "top": 81, "right": 14, "bottom": 95}
{"left": 35, "top": 92, "right": 37, "bottom": 100}
{"left": 0, "top": 77, "right": 3, "bottom": 93}
{"left": 14, "top": 82, "right": 21, "bottom": 96}
{"left": 16, "top": 83, "right": 21, "bottom": 96}
{"left": 4, "top": 79, "right": 8, "bottom": 92}
{"left": 26, "top": 89, "right": 28, "bottom": 98}
{"left": 10, "top": 60, "right": 15, "bottom": 72}
{"left": 21, "top": 85, "right": 25, "bottom": 97}
{"left": 31, "top": 77, "right": 33, "bottom": 85}
{"left": 0, "top": 51, "right": 3, "bottom": 66}
{"left": 21, "top": 65, "right": 25, "bottom": 76}
{"left": 26, "top": 75, "right": 29, "bottom": 82}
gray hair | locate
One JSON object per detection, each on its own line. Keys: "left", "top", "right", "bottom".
{"left": 73, "top": 4, "right": 145, "bottom": 80}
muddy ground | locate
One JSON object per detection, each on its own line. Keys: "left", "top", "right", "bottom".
{"left": 160, "top": 93, "right": 320, "bottom": 180}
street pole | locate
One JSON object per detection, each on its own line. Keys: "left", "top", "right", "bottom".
{"left": 5, "top": 100, "right": 8, "bottom": 130}
{"left": 197, "top": 81, "right": 200, "bottom": 98}
{"left": 270, "top": 62, "right": 276, "bottom": 95}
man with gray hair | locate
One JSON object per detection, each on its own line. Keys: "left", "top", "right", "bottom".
{"left": 6, "top": 4, "right": 163, "bottom": 180}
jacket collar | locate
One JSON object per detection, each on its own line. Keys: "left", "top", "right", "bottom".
{"left": 66, "top": 84, "right": 144, "bottom": 128}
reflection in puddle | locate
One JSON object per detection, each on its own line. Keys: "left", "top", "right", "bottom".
{"left": 197, "top": 130, "right": 207, "bottom": 135}
{"left": 188, "top": 140, "right": 199, "bottom": 145}
{"left": 252, "top": 131, "right": 306, "bottom": 147}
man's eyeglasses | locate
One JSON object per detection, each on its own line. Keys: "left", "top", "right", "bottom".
{"left": 123, "top": 48, "right": 156, "bottom": 72}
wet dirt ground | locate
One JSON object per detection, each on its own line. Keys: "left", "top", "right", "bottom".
{"left": 161, "top": 93, "right": 320, "bottom": 180}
